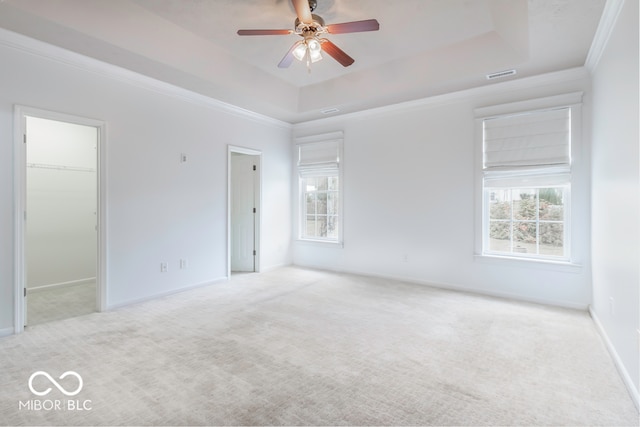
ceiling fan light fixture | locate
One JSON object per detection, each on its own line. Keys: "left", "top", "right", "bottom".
{"left": 292, "top": 36, "right": 323, "bottom": 64}
{"left": 292, "top": 42, "right": 307, "bottom": 61}
{"left": 307, "top": 38, "right": 321, "bottom": 53}
{"left": 309, "top": 49, "right": 322, "bottom": 63}
{"left": 308, "top": 37, "right": 322, "bottom": 62}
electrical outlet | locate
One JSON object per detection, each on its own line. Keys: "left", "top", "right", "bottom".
{"left": 180, "top": 259, "right": 188, "bottom": 269}
{"left": 160, "top": 262, "right": 168, "bottom": 273}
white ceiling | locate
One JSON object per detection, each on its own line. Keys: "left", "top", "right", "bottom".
{"left": 0, "top": 0, "right": 605, "bottom": 123}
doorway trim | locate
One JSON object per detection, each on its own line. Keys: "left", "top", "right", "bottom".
{"left": 13, "top": 105, "right": 107, "bottom": 334}
{"left": 227, "top": 145, "right": 262, "bottom": 278}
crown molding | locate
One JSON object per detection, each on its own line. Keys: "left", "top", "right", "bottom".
{"left": 0, "top": 27, "right": 291, "bottom": 130}
{"left": 585, "top": 0, "right": 626, "bottom": 72}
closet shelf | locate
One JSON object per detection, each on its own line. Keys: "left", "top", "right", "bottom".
{"left": 27, "top": 162, "right": 95, "bottom": 173}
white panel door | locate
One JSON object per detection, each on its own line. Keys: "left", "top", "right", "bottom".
{"left": 230, "top": 154, "right": 256, "bottom": 272}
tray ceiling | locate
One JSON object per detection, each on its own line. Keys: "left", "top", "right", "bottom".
{"left": 0, "top": 0, "right": 606, "bottom": 123}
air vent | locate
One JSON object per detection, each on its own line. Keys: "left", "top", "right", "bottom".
{"left": 321, "top": 107, "right": 340, "bottom": 114}
{"left": 486, "top": 69, "right": 517, "bottom": 80}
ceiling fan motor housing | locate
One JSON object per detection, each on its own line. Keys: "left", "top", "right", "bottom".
{"left": 295, "top": 14, "right": 325, "bottom": 31}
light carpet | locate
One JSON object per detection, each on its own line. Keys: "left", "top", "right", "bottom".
{"left": 0, "top": 267, "right": 637, "bottom": 426}
{"left": 26, "top": 282, "right": 96, "bottom": 326}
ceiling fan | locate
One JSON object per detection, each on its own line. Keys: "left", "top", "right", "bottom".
{"left": 237, "top": 0, "right": 379, "bottom": 70}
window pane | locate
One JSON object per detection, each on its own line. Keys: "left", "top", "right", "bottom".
{"left": 328, "top": 176, "right": 339, "bottom": 190}
{"left": 489, "top": 221, "right": 510, "bottom": 251}
{"left": 305, "top": 216, "right": 316, "bottom": 237}
{"left": 317, "top": 177, "right": 328, "bottom": 191}
{"left": 317, "top": 192, "right": 327, "bottom": 214}
{"left": 316, "top": 216, "right": 327, "bottom": 237}
{"left": 540, "top": 223, "right": 564, "bottom": 256}
{"left": 327, "top": 216, "right": 339, "bottom": 239}
{"left": 513, "top": 189, "right": 537, "bottom": 220}
{"left": 304, "top": 177, "right": 317, "bottom": 192}
{"left": 539, "top": 188, "right": 564, "bottom": 220}
{"left": 306, "top": 193, "right": 316, "bottom": 214}
{"left": 489, "top": 190, "right": 511, "bottom": 220}
{"left": 327, "top": 192, "right": 338, "bottom": 215}
{"left": 513, "top": 222, "right": 537, "bottom": 254}
{"left": 539, "top": 187, "right": 564, "bottom": 205}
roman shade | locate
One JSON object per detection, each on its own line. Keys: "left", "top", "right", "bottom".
{"left": 297, "top": 140, "right": 340, "bottom": 176}
{"left": 483, "top": 107, "right": 571, "bottom": 170}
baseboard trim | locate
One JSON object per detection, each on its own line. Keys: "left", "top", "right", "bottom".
{"left": 589, "top": 306, "right": 640, "bottom": 412}
{"left": 28, "top": 277, "right": 96, "bottom": 293}
{"left": 293, "top": 262, "right": 589, "bottom": 310}
{"left": 0, "top": 327, "right": 14, "bottom": 338}
{"left": 107, "top": 277, "right": 229, "bottom": 310}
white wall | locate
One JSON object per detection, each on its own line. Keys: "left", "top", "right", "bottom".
{"left": 293, "top": 69, "right": 593, "bottom": 309}
{"left": 590, "top": 0, "right": 639, "bottom": 402}
{"left": 0, "top": 29, "right": 293, "bottom": 332}
{"left": 26, "top": 117, "right": 97, "bottom": 288}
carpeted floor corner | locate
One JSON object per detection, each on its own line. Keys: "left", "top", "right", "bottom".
{"left": 1, "top": 267, "right": 638, "bottom": 426}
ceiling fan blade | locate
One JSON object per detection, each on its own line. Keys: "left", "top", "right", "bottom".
{"left": 291, "top": 0, "right": 313, "bottom": 24}
{"left": 321, "top": 39, "right": 355, "bottom": 67}
{"left": 326, "top": 19, "right": 380, "bottom": 34}
{"left": 278, "top": 41, "right": 303, "bottom": 68}
{"left": 237, "top": 29, "right": 293, "bottom": 36}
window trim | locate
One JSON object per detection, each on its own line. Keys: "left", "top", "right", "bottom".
{"left": 474, "top": 92, "right": 584, "bottom": 267}
{"left": 295, "top": 132, "right": 344, "bottom": 245}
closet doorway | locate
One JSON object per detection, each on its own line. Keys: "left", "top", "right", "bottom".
{"left": 228, "top": 146, "right": 261, "bottom": 275}
{"left": 14, "top": 107, "right": 105, "bottom": 331}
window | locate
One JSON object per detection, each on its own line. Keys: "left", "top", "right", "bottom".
{"left": 302, "top": 175, "right": 339, "bottom": 240}
{"left": 480, "top": 103, "right": 576, "bottom": 261}
{"left": 486, "top": 187, "right": 567, "bottom": 257}
{"left": 296, "top": 134, "right": 343, "bottom": 243}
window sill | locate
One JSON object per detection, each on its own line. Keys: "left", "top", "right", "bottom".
{"left": 474, "top": 253, "right": 583, "bottom": 273}
{"left": 295, "top": 239, "right": 344, "bottom": 248}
